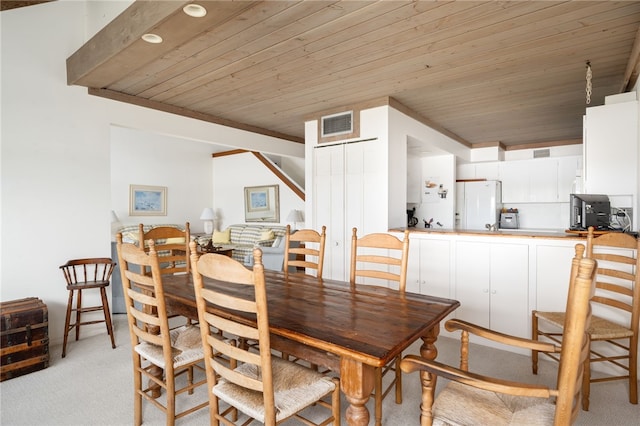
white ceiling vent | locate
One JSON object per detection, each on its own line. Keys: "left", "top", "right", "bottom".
{"left": 533, "top": 148, "right": 550, "bottom": 158}
{"left": 321, "top": 111, "right": 353, "bottom": 137}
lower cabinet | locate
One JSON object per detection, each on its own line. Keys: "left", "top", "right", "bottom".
{"left": 405, "top": 232, "right": 583, "bottom": 355}
{"left": 454, "top": 241, "right": 529, "bottom": 342}
{"left": 407, "top": 237, "right": 451, "bottom": 299}
{"left": 535, "top": 242, "right": 576, "bottom": 312}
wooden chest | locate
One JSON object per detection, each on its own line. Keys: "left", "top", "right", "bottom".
{"left": 0, "top": 297, "right": 49, "bottom": 381}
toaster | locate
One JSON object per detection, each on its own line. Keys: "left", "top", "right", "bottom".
{"left": 499, "top": 212, "right": 519, "bottom": 229}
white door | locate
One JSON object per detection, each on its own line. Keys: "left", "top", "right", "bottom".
{"left": 313, "top": 139, "right": 384, "bottom": 281}
{"left": 314, "top": 144, "right": 345, "bottom": 281}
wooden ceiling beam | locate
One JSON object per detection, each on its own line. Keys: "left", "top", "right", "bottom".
{"left": 88, "top": 88, "right": 303, "bottom": 144}
{"left": 621, "top": 25, "right": 640, "bottom": 92}
{"left": 66, "top": 1, "right": 188, "bottom": 86}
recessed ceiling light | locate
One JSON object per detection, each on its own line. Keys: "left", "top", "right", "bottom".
{"left": 141, "top": 33, "right": 163, "bottom": 44}
{"left": 183, "top": 4, "right": 207, "bottom": 18}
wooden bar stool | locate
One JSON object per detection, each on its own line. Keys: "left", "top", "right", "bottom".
{"left": 59, "top": 258, "right": 116, "bottom": 358}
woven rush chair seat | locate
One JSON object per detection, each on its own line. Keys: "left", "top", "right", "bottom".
{"left": 536, "top": 312, "right": 635, "bottom": 340}
{"left": 134, "top": 325, "right": 203, "bottom": 369}
{"left": 214, "top": 356, "right": 337, "bottom": 423}
{"left": 431, "top": 381, "right": 557, "bottom": 426}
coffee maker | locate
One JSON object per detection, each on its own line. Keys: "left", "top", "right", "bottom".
{"left": 407, "top": 207, "right": 418, "bottom": 227}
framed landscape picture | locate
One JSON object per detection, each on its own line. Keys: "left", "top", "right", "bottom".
{"left": 244, "top": 185, "right": 279, "bottom": 222}
{"left": 129, "top": 185, "right": 167, "bottom": 216}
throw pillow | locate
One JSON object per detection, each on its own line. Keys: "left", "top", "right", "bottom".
{"left": 272, "top": 236, "right": 282, "bottom": 248}
{"left": 260, "top": 229, "right": 275, "bottom": 241}
{"left": 164, "top": 237, "right": 185, "bottom": 244}
{"left": 212, "top": 228, "right": 231, "bottom": 244}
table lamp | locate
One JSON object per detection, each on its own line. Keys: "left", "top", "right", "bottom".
{"left": 286, "top": 209, "right": 303, "bottom": 231}
{"left": 200, "top": 208, "right": 215, "bottom": 235}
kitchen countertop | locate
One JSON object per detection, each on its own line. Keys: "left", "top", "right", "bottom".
{"left": 390, "top": 227, "right": 584, "bottom": 240}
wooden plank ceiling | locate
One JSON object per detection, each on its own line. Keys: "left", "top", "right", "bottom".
{"left": 67, "top": 0, "right": 640, "bottom": 150}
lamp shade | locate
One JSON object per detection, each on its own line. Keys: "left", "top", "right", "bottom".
{"left": 200, "top": 208, "right": 215, "bottom": 220}
{"left": 286, "top": 209, "right": 303, "bottom": 223}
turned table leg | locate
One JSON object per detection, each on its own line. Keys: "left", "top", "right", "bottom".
{"left": 341, "top": 358, "right": 375, "bottom": 426}
{"left": 418, "top": 326, "right": 440, "bottom": 426}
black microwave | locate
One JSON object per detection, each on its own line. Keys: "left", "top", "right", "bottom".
{"left": 569, "top": 193, "right": 610, "bottom": 231}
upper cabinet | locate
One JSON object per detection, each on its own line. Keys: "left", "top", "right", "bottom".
{"left": 584, "top": 99, "right": 638, "bottom": 197}
{"left": 457, "top": 162, "right": 500, "bottom": 181}
{"left": 458, "top": 156, "right": 580, "bottom": 204}
{"left": 499, "top": 156, "right": 580, "bottom": 203}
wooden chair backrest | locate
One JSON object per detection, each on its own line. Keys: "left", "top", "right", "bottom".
{"left": 284, "top": 225, "right": 326, "bottom": 278}
{"left": 115, "top": 234, "right": 174, "bottom": 373}
{"left": 350, "top": 228, "right": 410, "bottom": 292}
{"left": 138, "top": 222, "right": 191, "bottom": 274}
{"left": 59, "top": 257, "right": 116, "bottom": 286}
{"left": 554, "top": 244, "right": 597, "bottom": 425}
{"left": 586, "top": 227, "right": 640, "bottom": 336}
{"left": 190, "top": 244, "right": 276, "bottom": 420}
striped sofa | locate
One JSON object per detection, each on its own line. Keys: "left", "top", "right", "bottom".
{"left": 224, "top": 224, "right": 287, "bottom": 263}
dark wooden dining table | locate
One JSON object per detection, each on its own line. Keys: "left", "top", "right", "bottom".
{"left": 162, "top": 269, "right": 460, "bottom": 426}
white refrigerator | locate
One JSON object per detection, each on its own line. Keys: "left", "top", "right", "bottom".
{"left": 456, "top": 180, "right": 502, "bottom": 230}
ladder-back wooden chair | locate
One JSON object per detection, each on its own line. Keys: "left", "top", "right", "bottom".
{"left": 401, "top": 244, "right": 597, "bottom": 426}
{"left": 283, "top": 224, "right": 326, "bottom": 278}
{"left": 190, "top": 244, "right": 340, "bottom": 426}
{"left": 533, "top": 227, "right": 639, "bottom": 410}
{"left": 350, "top": 228, "right": 410, "bottom": 426}
{"left": 116, "top": 234, "right": 207, "bottom": 426}
{"left": 138, "top": 222, "right": 191, "bottom": 275}
{"left": 59, "top": 257, "right": 116, "bottom": 358}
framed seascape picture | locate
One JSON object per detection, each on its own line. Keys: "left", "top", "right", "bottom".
{"left": 244, "top": 185, "right": 279, "bottom": 222}
{"left": 129, "top": 185, "right": 167, "bottom": 216}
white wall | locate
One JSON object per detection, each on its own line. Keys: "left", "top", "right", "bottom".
{"left": 416, "top": 155, "right": 456, "bottom": 228}
{"left": 1, "top": 1, "right": 303, "bottom": 345}
{"left": 389, "top": 107, "right": 464, "bottom": 228}
{"left": 212, "top": 152, "right": 305, "bottom": 229}
{"left": 110, "top": 126, "right": 215, "bottom": 233}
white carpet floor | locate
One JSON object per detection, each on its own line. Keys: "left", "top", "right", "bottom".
{"left": 1, "top": 314, "right": 638, "bottom": 425}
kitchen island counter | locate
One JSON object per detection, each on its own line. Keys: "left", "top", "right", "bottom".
{"left": 390, "top": 227, "right": 583, "bottom": 240}
{"left": 389, "top": 226, "right": 585, "bottom": 356}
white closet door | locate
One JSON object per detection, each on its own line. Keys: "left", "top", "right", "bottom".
{"left": 314, "top": 144, "right": 346, "bottom": 281}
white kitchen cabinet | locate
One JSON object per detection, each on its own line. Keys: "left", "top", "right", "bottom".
{"left": 584, "top": 99, "right": 638, "bottom": 198}
{"left": 500, "top": 159, "right": 558, "bottom": 203}
{"left": 313, "top": 139, "right": 385, "bottom": 281}
{"left": 456, "top": 162, "right": 500, "bottom": 181}
{"left": 454, "top": 240, "right": 529, "bottom": 340}
{"left": 475, "top": 162, "right": 500, "bottom": 181}
{"left": 500, "top": 156, "right": 580, "bottom": 203}
{"left": 456, "top": 163, "right": 475, "bottom": 180}
{"left": 535, "top": 242, "right": 576, "bottom": 312}
{"left": 557, "top": 156, "right": 582, "bottom": 203}
{"left": 407, "top": 236, "right": 451, "bottom": 298}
